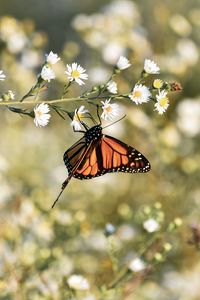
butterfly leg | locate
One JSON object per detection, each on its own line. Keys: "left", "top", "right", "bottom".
{"left": 51, "top": 175, "right": 73, "bottom": 208}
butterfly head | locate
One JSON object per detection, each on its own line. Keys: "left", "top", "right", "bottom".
{"left": 85, "top": 125, "right": 103, "bottom": 144}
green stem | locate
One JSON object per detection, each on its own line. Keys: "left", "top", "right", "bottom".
{"left": 0, "top": 95, "right": 128, "bottom": 106}
{"left": 62, "top": 81, "right": 74, "bottom": 98}
{"left": 108, "top": 267, "right": 130, "bottom": 289}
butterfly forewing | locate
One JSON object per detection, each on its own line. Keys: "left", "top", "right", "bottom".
{"left": 63, "top": 136, "right": 88, "bottom": 174}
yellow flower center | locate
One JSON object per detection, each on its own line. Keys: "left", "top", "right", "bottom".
{"left": 36, "top": 110, "right": 43, "bottom": 117}
{"left": 153, "top": 79, "right": 163, "bottom": 89}
{"left": 159, "top": 97, "right": 168, "bottom": 107}
{"left": 105, "top": 106, "right": 112, "bottom": 113}
{"left": 133, "top": 90, "right": 142, "bottom": 98}
{"left": 71, "top": 70, "right": 80, "bottom": 78}
{"left": 74, "top": 112, "right": 83, "bottom": 121}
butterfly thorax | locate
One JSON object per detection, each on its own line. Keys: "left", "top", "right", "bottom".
{"left": 85, "top": 125, "right": 103, "bottom": 145}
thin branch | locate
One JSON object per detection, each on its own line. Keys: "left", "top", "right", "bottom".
{"left": 0, "top": 95, "right": 128, "bottom": 106}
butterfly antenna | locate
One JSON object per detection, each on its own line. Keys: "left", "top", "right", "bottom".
{"left": 103, "top": 114, "right": 126, "bottom": 129}
{"left": 51, "top": 176, "right": 72, "bottom": 208}
{"left": 85, "top": 112, "right": 97, "bottom": 125}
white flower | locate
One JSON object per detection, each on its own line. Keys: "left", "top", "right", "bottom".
{"left": 154, "top": 90, "right": 169, "bottom": 114}
{"left": 101, "top": 99, "right": 120, "bottom": 121}
{"left": 65, "top": 63, "right": 88, "bottom": 86}
{"left": 143, "top": 218, "right": 159, "bottom": 233}
{"left": 45, "top": 51, "right": 60, "bottom": 65}
{"left": 0, "top": 70, "right": 6, "bottom": 81}
{"left": 107, "top": 80, "right": 118, "bottom": 94}
{"left": 67, "top": 275, "right": 90, "bottom": 290}
{"left": 129, "top": 258, "right": 146, "bottom": 272}
{"left": 116, "top": 56, "right": 131, "bottom": 70}
{"left": 71, "top": 105, "right": 88, "bottom": 131}
{"left": 153, "top": 79, "right": 163, "bottom": 89}
{"left": 7, "top": 90, "right": 15, "bottom": 100}
{"left": 41, "top": 66, "right": 55, "bottom": 82}
{"left": 34, "top": 103, "right": 51, "bottom": 127}
{"left": 129, "top": 84, "right": 151, "bottom": 105}
{"left": 144, "top": 59, "right": 160, "bottom": 74}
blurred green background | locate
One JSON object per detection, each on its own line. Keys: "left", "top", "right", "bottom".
{"left": 0, "top": 0, "right": 200, "bottom": 299}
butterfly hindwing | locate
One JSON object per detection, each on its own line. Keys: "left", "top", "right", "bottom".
{"left": 102, "top": 135, "right": 150, "bottom": 173}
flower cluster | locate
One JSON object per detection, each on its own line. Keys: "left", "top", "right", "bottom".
{"left": 72, "top": 0, "right": 151, "bottom": 64}
{"left": 0, "top": 50, "right": 181, "bottom": 131}
{"left": 128, "top": 59, "right": 172, "bottom": 114}
{"left": 40, "top": 51, "right": 60, "bottom": 82}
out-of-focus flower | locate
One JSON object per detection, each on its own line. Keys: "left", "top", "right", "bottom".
{"left": 71, "top": 105, "right": 88, "bottom": 131}
{"left": 117, "top": 224, "right": 136, "bottom": 241}
{"left": 86, "top": 231, "right": 107, "bottom": 251}
{"left": 81, "top": 295, "right": 96, "bottom": 300}
{"left": 154, "top": 252, "right": 163, "bottom": 261}
{"left": 21, "top": 50, "right": 42, "bottom": 68}
{"left": 143, "top": 218, "right": 159, "bottom": 233}
{"left": 101, "top": 99, "right": 120, "bottom": 121}
{"left": 174, "top": 218, "right": 183, "bottom": 227}
{"left": 177, "top": 39, "right": 199, "bottom": 67}
{"left": 0, "top": 70, "right": 6, "bottom": 81}
{"left": 72, "top": 14, "right": 93, "bottom": 31}
{"left": 154, "top": 90, "right": 169, "bottom": 114}
{"left": 106, "top": 0, "right": 140, "bottom": 21}
{"left": 7, "top": 32, "right": 27, "bottom": 54}
{"left": 169, "top": 14, "right": 192, "bottom": 37}
{"left": 153, "top": 79, "right": 163, "bottom": 89}
{"left": 65, "top": 63, "right": 88, "bottom": 85}
{"left": 105, "top": 223, "right": 116, "bottom": 236}
{"left": 67, "top": 275, "right": 90, "bottom": 290}
{"left": 116, "top": 56, "right": 131, "bottom": 70}
{"left": 103, "top": 43, "right": 125, "bottom": 64}
{"left": 144, "top": 59, "right": 160, "bottom": 74}
{"left": 177, "top": 99, "right": 200, "bottom": 137}
{"left": 129, "top": 257, "right": 146, "bottom": 272}
{"left": 1, "top": 90, "right": 15, "bottom": 101}
{"left": 41, "top": 66, "right": 56, "bottom": 82}
{"left": 34, "top": 103, "right": 51, "bottom": 127}
{"left": 164, "top": 243, "right": 172, "bottom": 252}
{"left": 72, "top": 1, "right": 151, "bottom": 63}
{"left": 160, "top": 125, "right": 180, "bottom": 148}
{"left": 129, "top": 84, "right": 151, "bottom": 105}
{"left": 45, "top": 51, "right": 60, "bottom": 65}
{"left": 107, "top": 80, "right": 118, "bottom": 94}
{"left": 88, "top": 67, "right": 109, "bottom": 84}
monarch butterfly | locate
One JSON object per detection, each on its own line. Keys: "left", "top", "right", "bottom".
{"left": 52, "top": 120, "right": 151, "bottom": 208}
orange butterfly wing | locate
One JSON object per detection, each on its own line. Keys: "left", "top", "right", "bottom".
{"left": 73, "top": 135, "right": 150, "bottom": 179}
{"left": 53, "top": 127, "right": 151, "bottom": 207}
